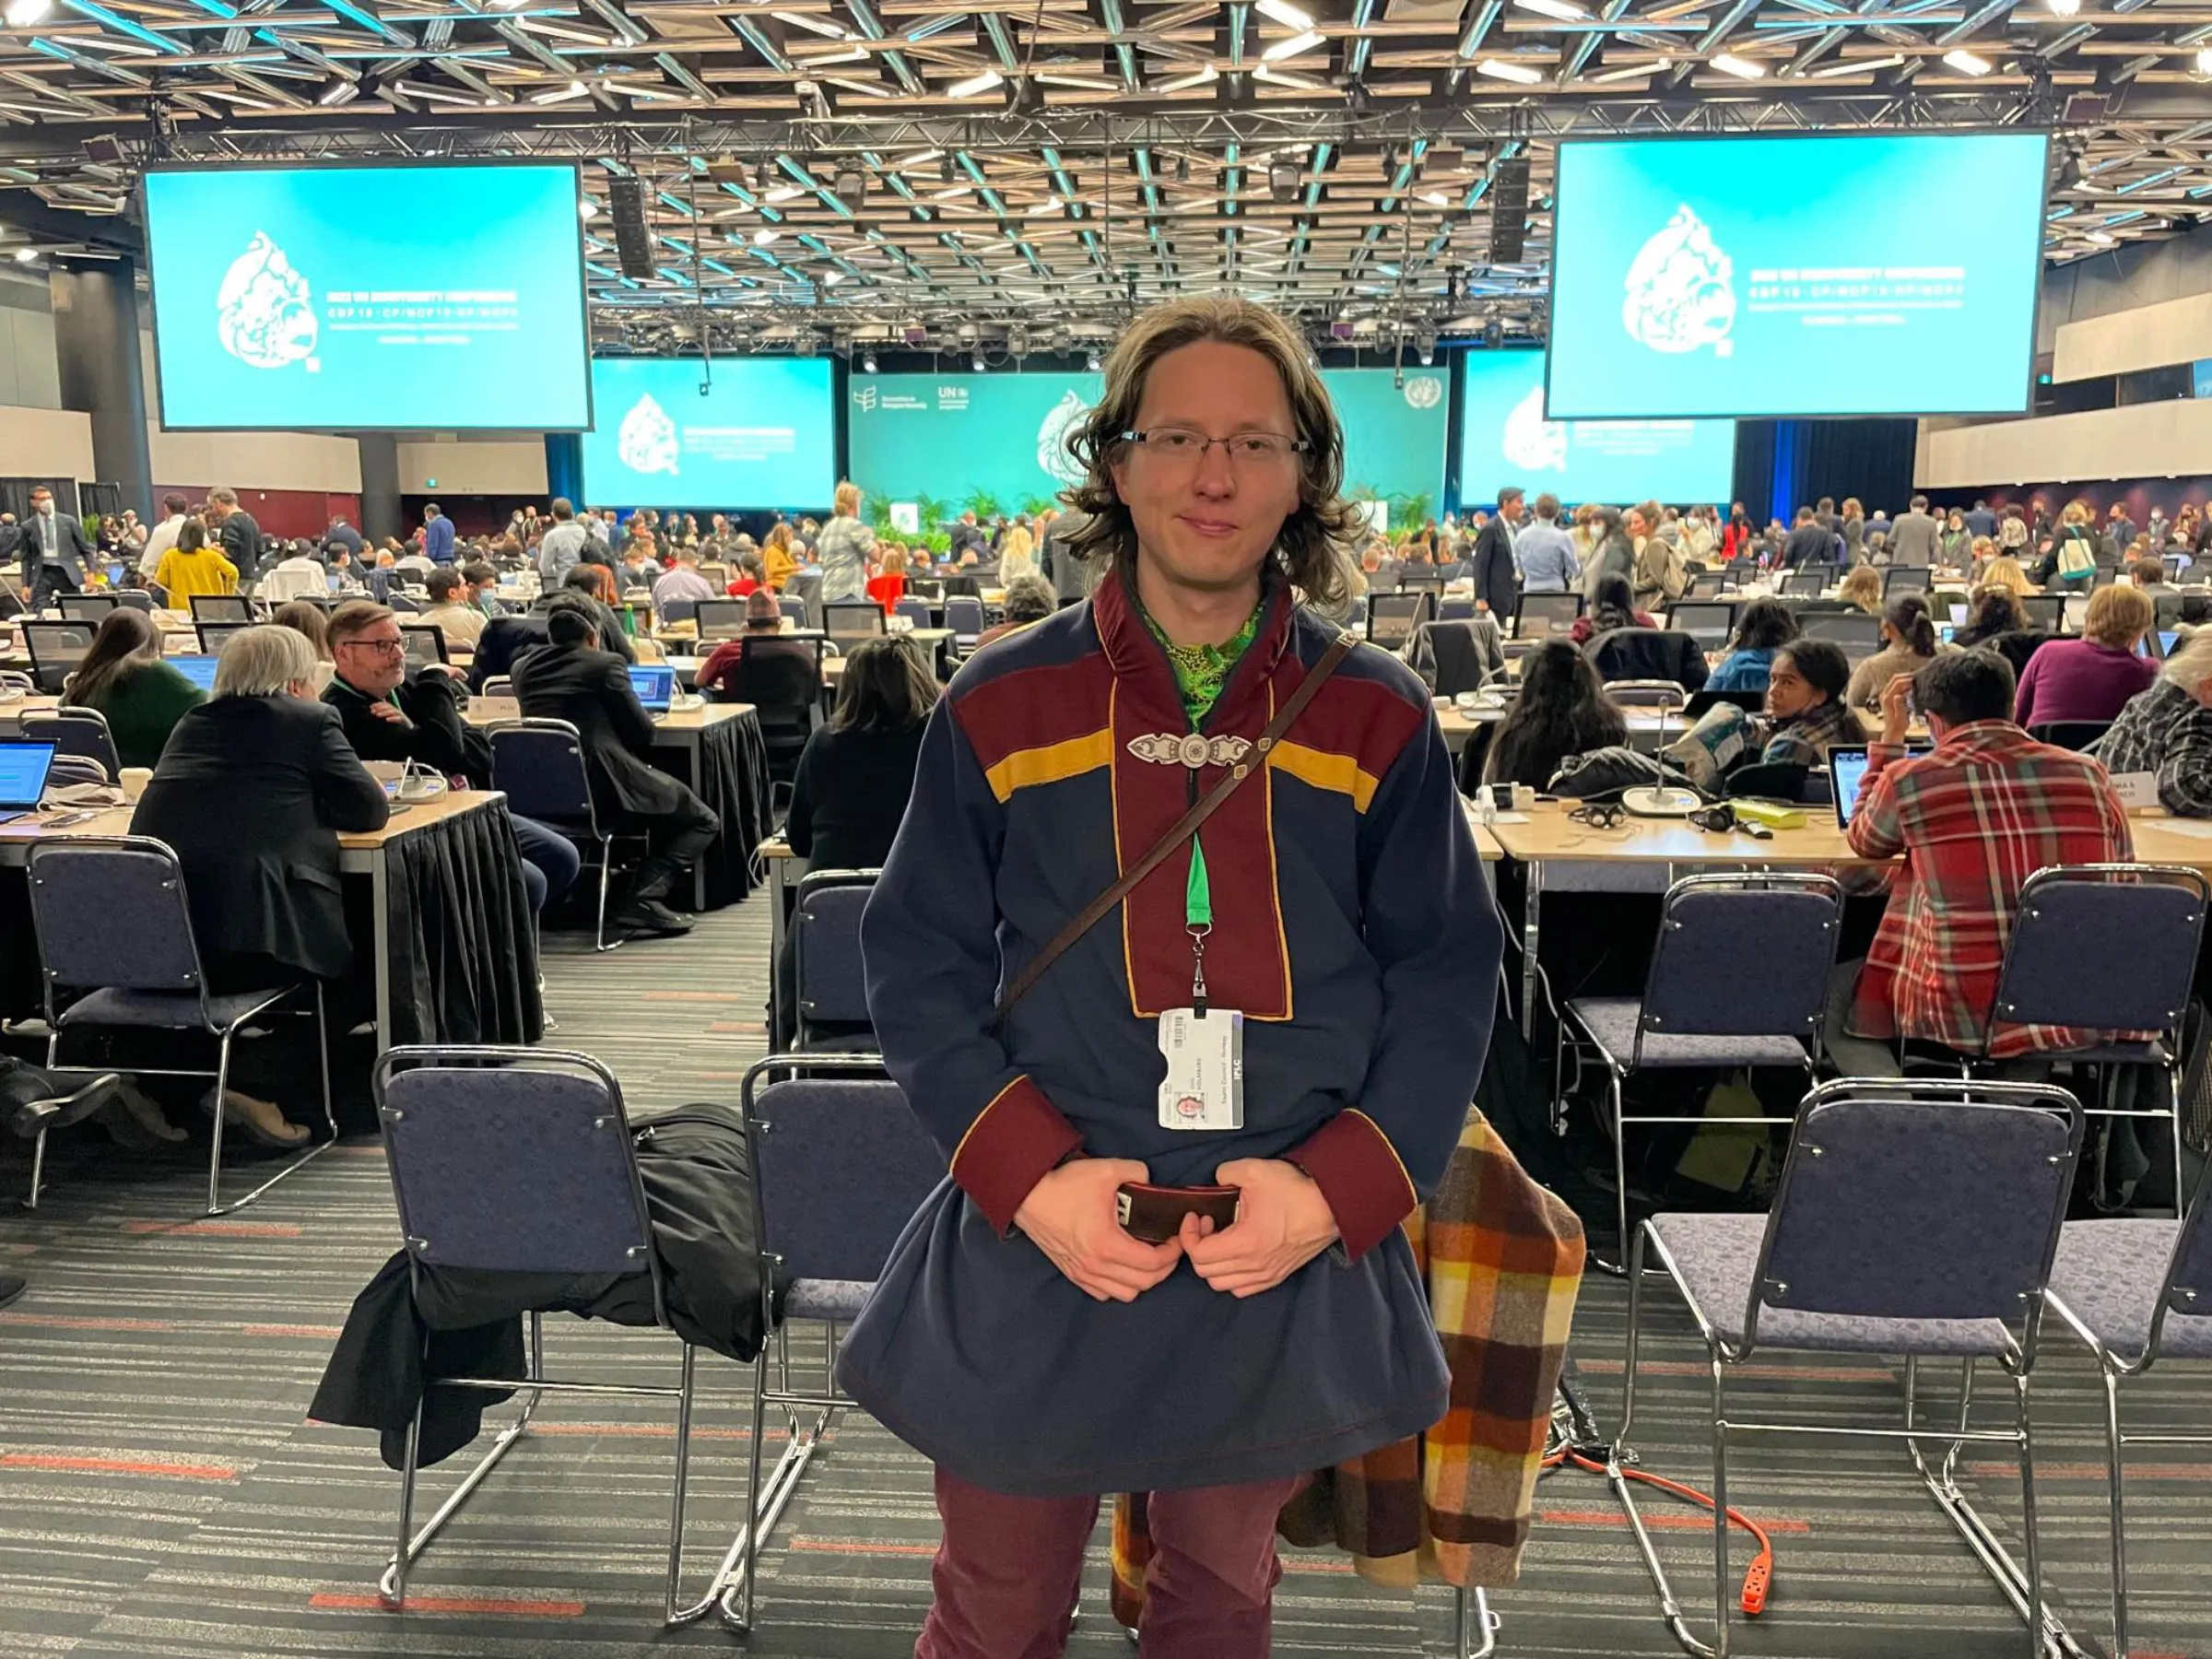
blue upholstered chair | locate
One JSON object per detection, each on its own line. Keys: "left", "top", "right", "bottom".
{"left": 26, "top": 836, "right": 334, "bottom": 1215}
{"left": 1625, "top": 1077, "right": 2085, "bottom": 1659}
{"left": 790, "top": 869, "right": 878, "bottom": 1053}
{"left": 1558, "top": 871, "right": 1842, "bottom": 1270}
{"left": 370, "top": 1048, "right": 721, "bottom": 1626}
{"left": 945, "top": 594, "right": 986, "bottom": 652}
{"left": 22, "top": 708, "right": 120, "bottom": 782}
{"left": 487, "top": 717, "right": 636, "bottom": 952}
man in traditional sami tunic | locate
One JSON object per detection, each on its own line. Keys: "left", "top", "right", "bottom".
{"left": 841, "top": 295, "right": 1503, "bottom": 1658}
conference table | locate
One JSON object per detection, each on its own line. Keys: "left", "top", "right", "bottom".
{"left": 1487, "top": 797, "right": 2212, "bottom": 1033}
{"left": 465, "top": 698, "right": 772, "bottom": 912}
{"left": 0, "top": 786, "right": 541, "bottom": 1058}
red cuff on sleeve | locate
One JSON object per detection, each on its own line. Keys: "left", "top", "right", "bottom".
{"left": 950, "top": 1076, "right": 1085, "bottom": 1235}
{"left": 1286, "top": 1109, "right": 1420, "bottom": 1263}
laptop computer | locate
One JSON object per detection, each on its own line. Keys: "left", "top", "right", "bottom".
{"left": 169, "top": 654, "right": 220, "bottom": 693}
{"left": 1829, "top": 743, "right": 1934, "bottom": 829}
{"left": 629, "top": 665, "right": 677, "bottom": 714}
{"left": 0, "top": 740, "right": 57, "bottom": 826}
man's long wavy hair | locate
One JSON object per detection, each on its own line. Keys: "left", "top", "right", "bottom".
{"left": 1057, "top": 295, "right": 1359, "bottom": 609}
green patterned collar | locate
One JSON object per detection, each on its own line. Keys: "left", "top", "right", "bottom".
{"left": 1141, "top": 595, "right": 1266, "bottom": 728}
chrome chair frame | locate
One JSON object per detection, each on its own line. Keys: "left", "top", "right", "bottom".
{"left": 1554, "top": 870, "right": 1842, "bottom": 1274}
{"left": 1966, "top": 863, "right": 2207, "bottom": 1220}
{"left": 1620, "top": 1077, "right": 2086, "bottom": 1659}
{"left": 370, "top": 1046, "right": 728, "bottom": 1627}
{"left": 2041, "top": 1173, "right": 2212, "bottom": 1659}
{"left": 27, "top": 835, "right": 335, "bottom": 1216}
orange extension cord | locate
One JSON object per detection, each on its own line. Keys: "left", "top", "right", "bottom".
{"left": 1541, "top": 1447, "right": 1777, "bottom": 1616}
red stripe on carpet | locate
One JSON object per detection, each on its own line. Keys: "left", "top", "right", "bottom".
{"left": 121, "top": 1219, "right": 304, "bottom": 1238}
{"left": 1540, "top": 1508, "right": 1810, "bottom": 1534}
{"left": 4, "top": 1453, "right": 237, "bottom": 1481}
{"left": 310, "top": 1592, "right": 583, "bottom": 1617}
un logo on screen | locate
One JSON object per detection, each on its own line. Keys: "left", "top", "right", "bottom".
{"left": 1622, "top": 206, "right": 1735, "bottom": 357}
{"left": 1403, "top": 375, "right": 1443, "bottom": 410}
{"left": 216, "top": 231, "right": 317, "bottom": 371}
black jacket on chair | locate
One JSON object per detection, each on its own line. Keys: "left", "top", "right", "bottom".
{"left": 509, "top": 640, "right": 687, "bottom": 820}
{"left": 1584, "top": 627, "right": 1712, "bottom": 691}
{"left": 1470, "top": 519, "right": 1519, "bottom": 618}
{"left": 130, "top": 695, "right": 391, "bottom": 982}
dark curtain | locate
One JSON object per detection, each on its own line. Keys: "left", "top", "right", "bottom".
{"left": 1734, "top": 419, "right": 1918, "bottom": 526}
{"left": 544, "top": 435, "right": 583, "bottom": 509}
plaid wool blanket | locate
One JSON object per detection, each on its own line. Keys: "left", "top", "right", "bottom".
{"left": 1112, "top": 1106, "right": 1584, "bottom": 1616}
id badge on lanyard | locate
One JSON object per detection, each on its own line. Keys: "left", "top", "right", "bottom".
{"left": 1159, "top": 835, "right": 1243, "bottom": 1130}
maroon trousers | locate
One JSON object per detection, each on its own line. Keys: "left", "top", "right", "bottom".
{"left": 916, "top": 1467, "right": 1305, "bottom": 1659}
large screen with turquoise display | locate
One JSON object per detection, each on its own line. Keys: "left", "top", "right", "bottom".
{"left": 1544, "top": 132, "right": 2049, "bottom": 419}
{"left": 1323, "top": 367, "right": 1449, "bottom": 512}
{"left": 142, "top": 162, "right": 591, "bottom": 431}
{"left": 582, "top": 357, "right": 837, "bottom": 510}
{"left": 1460, "top": 350, "right": 1735, "bottom": 507}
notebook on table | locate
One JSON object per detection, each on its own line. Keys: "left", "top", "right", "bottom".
{"left": 168, "top": 654, "right": 219, "bottom": 692}
{"left": 1829, "top": 743, "right": 1934, "bottom": 829}
{"left": 629, "top": 665, "right": 677, "bottom": 713}
{"left": 0, "top": 740, "right": 57, "bottom": 826}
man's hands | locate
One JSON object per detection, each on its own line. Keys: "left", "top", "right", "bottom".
{"left": 1015, "top": 1159, "right": 1182, "bottom": 1303}
{"left": 1180, "top": 1159, "right": 1340, "bottom": 1299}
{"left": 368, "top": 701, "right": 412, "bottom": 727}
{"left": 1878, "top": 671, "right": 1914, "bottom": 746}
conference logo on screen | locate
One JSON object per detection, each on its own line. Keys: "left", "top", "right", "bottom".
{"left": 852, "top": 383, "right": 879, "bottom": 413}
{"left": 1502, "top": 385, "right": 1570, "bottom": 473}
{"left": 1621, "top": 206, "right": 1735, "bottom": 358}
{"left": 1036, "top": 389, "right": 1089, "bottom": 487}
{"left": 618, "top": 394, "right": 681, "bottom": 476}
{"left": 1402, "top": 374, "right": 1443, "bottom": 411}
{"left": 216, "top": 232, "right": 318, "bottom": 371}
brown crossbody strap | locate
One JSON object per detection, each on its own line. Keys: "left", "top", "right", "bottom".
{"left": 994, "top": 629, "right": 1361, "bottom": 1022}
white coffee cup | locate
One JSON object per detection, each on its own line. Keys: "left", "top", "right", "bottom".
{"left": 119, "top": 767, "right": 153, "bottom": 802}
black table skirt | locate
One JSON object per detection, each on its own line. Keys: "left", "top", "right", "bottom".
{"left": 365, "top": 799, "right": 543, "bottom": 1047}
{"left": 656, "top": 708, "right": 771, "bottom": 912}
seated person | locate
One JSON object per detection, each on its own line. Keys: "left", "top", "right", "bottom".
{"left": 651, "top": 548, "right": 718, "bottom": 611}
{"left": 1481, "top": 639, "right": 1627, "bottom": 789}
{"left": 618, "top": 543, "right": 664, "bottom": 595}
{"left": 693, "top": 589, "right": 816, "bottom": 698}
{"left": 322, "top": 602, "right": 578, "bottom": 914}
{"left": 2014, "top": 582, "right": 2155, "bottom": 729}
{"left": 1837, "top": 564, "right": 1883, "bottom": 616}
{"left": 1828, "top": 650, "right": 2131, "bottom": 1076}
{"left": 269, "top": 599, "right": 338, "bottom": 691}
{"left": 561, "top": 564, "right": 640, "bottom": 664}
{"left": 1844, "top": 594, "right": 1942, "bottom": 711}
{"left": 974, "top": 574, "right": 1056, "bottom": 651}
{"left": 866, "top": 545, "right": 909, "bottom": 611}
{"left": 1706, "top": 597, "right": 1799, "bottom": 694}
{"left": 129, "top": 626, "right": 390, "bottom": 1146}
{"left": 725, "top": 550, "right": 768, "bottom": 597}
{"left": 464, "top": 560, "right": 507, "bottom": 618}
{"left": 2095, "top": 630, "right": 2212, "bottom": 816}
{"left": 259, "top": 544, "right": 328, "bottom": 602}
{"left": 57, "top": 607, "right": 206, "bottom": 768}
{"left": 418, "top": 567, "right": 488, "bottom": 652}
{"left": 788, "top": 636, "right": 935, "bottom": 870}
{"left": 1951, "top": 587, "right": 2027, "bottom": 649}
{"left": 1753, "top": 639, "right": 1865, "bottom": 765}
{"left": 511, "top": 597, "right": 719, "bottom": 937}
{"left": 2131, "top": 557, "right": 2167, "bottom": 589}
{"left": 1566, "top": 574, "right": 1654, "bottom": 645}
{"left": 153, "top": 516, "right": 238, "bottom": 606}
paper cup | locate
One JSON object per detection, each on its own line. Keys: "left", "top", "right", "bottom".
{"left": 119, "top": 767, "right": 152, "bottom": 802}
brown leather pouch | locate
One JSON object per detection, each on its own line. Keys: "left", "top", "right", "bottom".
{"left": 1115, "top": 1182, "right": 1241, "bottom": 1245}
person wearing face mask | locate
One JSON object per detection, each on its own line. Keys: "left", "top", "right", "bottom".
{"left": 2091, "top": 629, "right": 2212, "bottom": 815}
{"left": 23, "top": 485, "right": 94, "bottom": 612}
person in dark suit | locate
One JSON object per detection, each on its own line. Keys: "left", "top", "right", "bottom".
{"left": 24, "top": 486, "right": 94, "bottom": 611}
{"left": 510, "top": 596, "right": 718, "bottom": 937}
{"left": 1782, "top": 506, "right": 1836, "bottom": 569}
{"left": 129, "top": 624, "right": 389, "bottom": 1146}
{"left": 206, "top": 488, "right": 261, "bottom": 578}
{"left": 1471, "top": 485, "right": 1523, "bottom": 621}
{"left": 1038, "top": 508, "right": 1094, "bottom": 606}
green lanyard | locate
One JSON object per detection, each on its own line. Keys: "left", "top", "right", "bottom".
{"left": 1186, "top": 838, "right": 1212, "bottom": 1012}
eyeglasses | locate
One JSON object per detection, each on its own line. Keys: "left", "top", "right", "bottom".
{"left": 342, "top": 636, "right": 406, "bottom": 654}
{"left": 1120, "top": 427, "right": 1309, "bottom": 471}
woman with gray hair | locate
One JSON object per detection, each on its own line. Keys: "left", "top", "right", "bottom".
{"left": 2093, "top": 629, "right": 2212, "bottom": 816}
{"left": 130, "top": 625, "right": 389, "bottom": 1147}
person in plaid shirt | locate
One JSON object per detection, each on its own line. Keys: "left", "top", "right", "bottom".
{"left": 2092, "top": 630, "right": 2212, "bottom": 817}
{"left": 1836, "top": 649, "right": 2132, "bottom": 1067}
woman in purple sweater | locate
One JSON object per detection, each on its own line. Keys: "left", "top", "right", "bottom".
{"left": 2013, "top": 583, "right": 2156, "bottom": 729}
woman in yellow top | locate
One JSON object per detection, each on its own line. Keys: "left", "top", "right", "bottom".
{"left": 153, "top": 517, "right": 238, "bottom": 606}
{"left": 762, "top": 522, "right": 800, "bottom": 591}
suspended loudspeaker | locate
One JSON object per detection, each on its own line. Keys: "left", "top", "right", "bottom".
{"left": 607, "top": 176, "right": 656, "bottom": 281}
{"left": 1488, "top": 155, "right": 1529, "bottom": 265}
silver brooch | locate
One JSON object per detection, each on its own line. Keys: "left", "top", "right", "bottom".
{"left": 1128, "top": 732, "right": 1253, "bottom": 769}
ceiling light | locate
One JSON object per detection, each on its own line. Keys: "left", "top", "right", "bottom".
{"left": 834, "top": 165, "right": 866, "bottom": 202}
{"left": 1254, "top": 0, "right": 1312, "bottom": 26}
{"left": 1253, "top": 62, "right": 1326, "bottom": 87}
{"left": 1477, "top": 57, "right": 1544, "bottom": 83}
{"left": 771, "top": 8, "right": 846, "bottom": 35}
{"left": 1156, "top": 66, "right": 1219, "bottom": 92}
{"left": 861, "top": 350, "right": 877, "bottom": 371}
{"left": 1086, "top": 349, "right": 1101, "bottom": 371}
{"left": 5, "top": 0, "right": 52, "bottom": 23}
{"left": 1268, "top": 162, "right": 1300, "bottom": 202}
{"left": 763, "top": 184, "right": 803, "bottom": 203}
{"left": 13, "top": 247, "right": 36, "bottom": 263}
{"left": 1261, "top": 29, "right": 1324, "bottom": 60}
{"left": 754, "top": 229, "right": 780, "bottom": 245}
{"left": 1512, "top": 0, "right": 1588, "bottom": 18}
{"left": 823, "top": 270, "right": 844, "bottom": 284}
{"left": 579, "top": 197, "right": 599, "bottom": 219}
{"left": 947, "top": 69, "right": 1004, "bottom": 98}
{"left": 1807, "top": 53, "right": 1900, "bottom": 76}
{"left": 971, "top": 352, "right": 986, "bottom": 371}
{"left": 317, "top": 77, "right": 358, "bottom": 104}
{"left": 1942, "top": 48, "right": 1992, "bottom": 75}
{"left": 2197, "top": 45, "right": 2212, "bottom": 74}
{"left": 2046, "top": 0, "right": 2079, "bottom": 14}
{"left": 2086, "top": 229, "right": 2115, "bottom": 244}
{"left": 1586, "top": 55, "right": 1667, "bottom": 81}
{"left": 1710, "top": 52, "right": 1766, "bottom": 78}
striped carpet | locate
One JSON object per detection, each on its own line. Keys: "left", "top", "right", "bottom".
{"left": 2, "top": 896, "right": 2209, "bottom": 1658}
